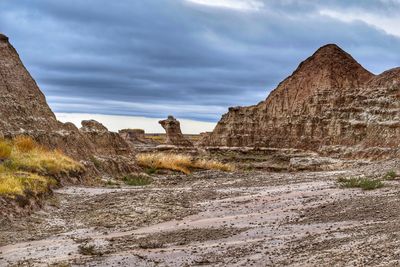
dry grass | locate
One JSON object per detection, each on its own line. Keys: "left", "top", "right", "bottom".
{"left": 145, "top": 134, "right": 201, "bottom": 144}
{"left": 0, "top": 139, "right": 12, "bottom": 160}
{"left": 137, "top": 153, "right": 234, "bottom": 174}
{"left": 0, "top": 136, "right": 83, "bottom": 197}
{"left": 145, "top": 134, "right": 166, "bottom": 143}
{"left": 13, "top": 135, "right": 38, "bottom": 152}
{"left": 0, "top": 172, "right": 56, "bottom": 196}
{"left": 9, "top": 148, "right": 83, "bottom": 175}
{"left": 193, "top": 159, "right": 235, "bottom": 172}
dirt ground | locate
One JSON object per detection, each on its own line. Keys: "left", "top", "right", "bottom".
{"left": 1, "top": 158, "right": 400, "bottom": 266}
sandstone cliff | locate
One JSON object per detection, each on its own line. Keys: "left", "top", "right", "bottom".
{"left": 200, "top": 44, "right": 400, "bottom": 154}
{"left": 0, "top": 34, "right": 137, "bottom": 175}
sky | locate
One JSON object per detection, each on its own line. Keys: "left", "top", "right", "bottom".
{"left": 1, "top": 0, "right": 400, "bottom": 133}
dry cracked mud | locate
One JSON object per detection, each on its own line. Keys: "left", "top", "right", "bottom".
{"left": 1, "top": 160, "right": 400, "bottom": 266}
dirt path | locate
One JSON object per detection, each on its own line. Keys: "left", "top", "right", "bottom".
{"left": 1, "top": 162, "right": 400, "bottom": 266}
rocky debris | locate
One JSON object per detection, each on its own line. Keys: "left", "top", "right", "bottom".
{"left": 200, "top": 44, "right": 400, "bottom": 158}
{"left": 159, "top": 116, "right": 193, "bottom": 147}
{"left": 0, "top": 33, "right": 137, "bottom": 176}
{"left": 2, "top": 159, "right": 400, "bottom": 266}
{"left": 119, "top": 128, "right": 159, "bottom": 148}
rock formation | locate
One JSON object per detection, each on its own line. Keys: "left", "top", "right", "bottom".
{"left": 0, "top": 33, "right": 137, "bottom": 175}
{"left": 200, "top": 44, "right": 400, "bottom": 155}
{"left": 159, "top": 116, "right": 193, "bottom": 147}
{"left": 119, "top": 129, "right": 158, "bottom": 148}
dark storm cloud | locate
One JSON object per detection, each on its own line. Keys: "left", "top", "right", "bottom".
{"left": 0, "top": 0, "right": 400, "bottom": 122}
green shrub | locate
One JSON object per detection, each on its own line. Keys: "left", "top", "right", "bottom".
{"left": 145, "top": 167, "right": 158, "bottom": 175}
{"left": 123, "top": 175, "right": 152, "bottom": 186}
{"left": 383, "top": 170, "right": 397, "bottom": 180}
{"left": 338, "top": 177, "right": 384, "bottom": 190}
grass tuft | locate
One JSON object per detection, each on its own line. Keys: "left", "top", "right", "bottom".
{"left": 0, "top": 139, "right": 12, "bottom": 160}
{"left": 194, "top": 159, "right": 235, "bottom": 172}
{"left": 123, "top": 174, "right": 152, "bottom": 186}
{"left": 337, "top": 177, "right": 384, "bottom": 190}
{"left": 137, "top": 153, "right": 235, "bottom": 174}
{"left": 78, "top": 243, "right": 101, "bottom": 256}
{"left": 13, "top": 135, "right": 38, "bottom": 152}
{"left": 383, "top": 170, "right": 397, "bottom": 180}
{"left": 144, "top": 167, "right": 158, "bottom": 175}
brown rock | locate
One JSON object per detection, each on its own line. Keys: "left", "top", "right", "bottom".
{"left": 0, "top": 33, "right": 138, "bottom": 175}
{"left": 119, "top": 128, "right": 158, "bottom": 148}
{"left": 81, "top": 120, "right": 109, "bottom": 133}
{"left": 200, "top": 44, "right": 400, "bottom": 156}
{"left": 159, "top": 116, "right": 193, "bottom": 147}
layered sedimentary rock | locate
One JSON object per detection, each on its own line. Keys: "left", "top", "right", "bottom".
{"left": 200, "top": 44, "right": 400, "bottom": 153}
{"left": 119, "top": 129, "right": 158, "bottom": 148}
{"left": 0, "top": 33, "right": 137, "bottom": 174}
{"left": 159, "top": 116, "right": 193, "bottom": 147}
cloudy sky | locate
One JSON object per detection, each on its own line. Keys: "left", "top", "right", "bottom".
{"left": 1, "top": 0, "right": 400, "bottom": 132}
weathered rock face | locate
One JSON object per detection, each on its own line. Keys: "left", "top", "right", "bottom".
{"left": 80, "top": 120, "right": 132, "bottom": 156}
{"left": 0, "top": 33, "right": 59, "bottom": 134}
{"left": 119, "top": 129, "right": 158, "bottom": 148}
{"left": 0, "top": 33, "right": 137, "bottom": 175}
{"left": 159, "top": 116, "right": 193, "bottom": 147}
{"left": 200, "top": 44, "right": 400, "bottom": 154}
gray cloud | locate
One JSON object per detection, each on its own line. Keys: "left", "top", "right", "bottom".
{"left": 0, "top": 0, "right": 400, "bottom": 122}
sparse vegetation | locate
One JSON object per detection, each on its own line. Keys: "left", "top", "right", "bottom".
{"left": 138, "top": 240, "right": 165, "bottom": 249}
{"left": 78, "top": 243, "right": 100, "bottom": 255}
{"left": 194, "top": 159, "right": 235, "bottom": 172}
{"left": 90, "top": 155, "right": 102, "bottom": 169}
{"left": 105, "top": 179, "right": 120, "bottom": 186}
{"left": 47, "top": 262, "right": 72, "bottom": 267}
{"left": 145, "top": 134, "right": 201, "bottom": 144}
{"left": 137, "top": 153, "right": 235, "bottom": 174}
{"left": 0, "top": 136, "right": 84, "bottom": 197}
{"left": 144, "top": 167, "right": 158, "bottom": 175}
{"left": 383, "top": 170, "right": 397, "bottom": 180}
{"left": 337, "top": 177, "right": 384, "bottom": 190}
{"left": 123, "top": 174, "right": 152, "bottom": 186}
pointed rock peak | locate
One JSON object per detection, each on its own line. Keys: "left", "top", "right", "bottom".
{"left": 276, "top": 43, "right": 375, "bottom": 92}
{"left": 305, "top": 43, "right": 364, "bottom": 68}
{"left": 0, "top": 33, "right": 9, "bottom": 43}
{"left": 314, "top": 43, "right": 344, "bottom": 54}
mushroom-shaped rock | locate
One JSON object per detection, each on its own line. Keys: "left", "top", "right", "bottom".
{"left": 158, "top": 116, "right": 193, "bottom": 147}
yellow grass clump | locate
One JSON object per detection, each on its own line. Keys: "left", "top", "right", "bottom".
{"left": 193, "top": 159, "right": 235, "bottom": 172}
{"left": 0, "top": 136, "right": 83, "bottom": 197}
{"left": 0, "top": 139, "right": 12, "bottom": 160}
{"left": 13, "top": 135, "right": 38, "bottom": 152}
{"left": 10, "top": 147, "right": 84, "bottom": 175}
{"left": 137, "top": 153, "right": 235, "bottom": 174}
{"left": 0, "top": 172, "right": 56, "bottom": 196}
